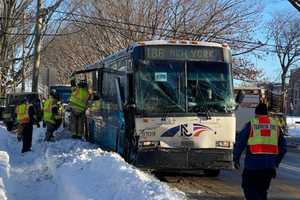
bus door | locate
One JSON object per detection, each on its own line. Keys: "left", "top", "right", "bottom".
{"left": 97, "top": 72, "right": 126, "bottom": 153}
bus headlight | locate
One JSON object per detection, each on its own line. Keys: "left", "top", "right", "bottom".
{"left": 139, "top": 141, "right": 160, "bottom": 148}
{"left": 216, "top": 141, "right": 231, "bottom": 148}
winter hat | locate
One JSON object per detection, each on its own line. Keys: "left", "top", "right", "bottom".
{"left": 255, "top": 102, "right": 268, "bottom": 115}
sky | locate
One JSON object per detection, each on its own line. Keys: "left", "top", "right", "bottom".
{"left": 251, "top": 0, "right": 299, "bottom": 83}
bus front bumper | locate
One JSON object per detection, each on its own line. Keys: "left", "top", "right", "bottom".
{"left": 134, "top": 147, "right": 233, "bottom": 170}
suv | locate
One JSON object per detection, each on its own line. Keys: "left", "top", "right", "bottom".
{"left": 2, "top": 92, "right": 42, "bottom": 131}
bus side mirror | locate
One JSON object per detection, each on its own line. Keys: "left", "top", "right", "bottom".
{"left": 235, "top": 90, "right": 245, "bottom": 104}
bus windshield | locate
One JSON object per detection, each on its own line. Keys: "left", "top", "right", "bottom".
{"left": 135, "top": 60, "right": 235, "bottom": 114}
{"left": 187, "top": 61, "right": 235, "bottom": 113}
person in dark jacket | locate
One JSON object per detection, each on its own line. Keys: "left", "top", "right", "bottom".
{"left": 15, "top": 97, "right": 38, "bottom": 153}
{"left": 233, "top": 102, "right": 287, "bottom": 200}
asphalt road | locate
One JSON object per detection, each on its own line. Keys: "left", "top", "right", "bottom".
{"left": 155, "top": 151, "right": 300, "bottom": 200}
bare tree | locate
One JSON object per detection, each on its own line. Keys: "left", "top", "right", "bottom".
{"left": 0, "top": 0, "right": 35, "bottom": 95}
{"left": 41, "top": 0, "right": 264, "bottom": 82}
{"left": 268, "top": 15, "right": 300, "bottom": 112}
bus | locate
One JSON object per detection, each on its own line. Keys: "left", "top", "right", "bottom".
{"left": 72, "top": 40, "right": 238, "bottom": 176}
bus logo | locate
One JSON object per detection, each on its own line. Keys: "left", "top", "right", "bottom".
{"left": 193, "top": 124, "right": 213, "bottom": 136}
{"left": 161, "top": 124, "right": 213, "bottom": 137}
{"left": 180, "top": 124, "right": 192, "bottom": 137}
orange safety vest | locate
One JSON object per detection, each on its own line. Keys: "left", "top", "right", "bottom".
{"left": 248, "top": 115, "right": 279, "bottom": 154}
{"left": 16, "top": 103, "right": 30, "bottom": 124}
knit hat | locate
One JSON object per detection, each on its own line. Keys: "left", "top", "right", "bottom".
{"left": 255, "top": 102, "right": 268, "bottom": 115}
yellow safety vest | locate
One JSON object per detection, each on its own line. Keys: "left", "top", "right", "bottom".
{"left": 69, "top": 88, "right": 89, "bottom": 112}
{"left": 43, "top": 97, "right": 58, "bottom": 124}
{"left": 16, "top": 104, "right": 30, "bottom": 124}
{"left": 248, "top": 116, "right": 279, "bottom": 154}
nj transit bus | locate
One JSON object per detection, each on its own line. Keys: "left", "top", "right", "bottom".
{"left": 76, "top": 40, "right": 238, "bottom": 176}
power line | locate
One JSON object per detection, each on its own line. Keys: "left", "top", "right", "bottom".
{"left": 54, "top": 10, "right": 275, "bottom": 47}
{"left": 1, "top": 10, "right": 275, "bottom": 48}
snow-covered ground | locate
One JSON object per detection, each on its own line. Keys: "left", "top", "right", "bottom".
{"left": 0, "top": 124, "right": 186, "bottom": 200}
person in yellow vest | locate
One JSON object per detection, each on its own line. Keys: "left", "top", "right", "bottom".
{"left": 233, "top": 103, "right": 287, "bottom": 200}
{"left": 69, "top": 79, "right": 90, "bottom": 139}
{"left": 43, "top": 90, "right": 62, "bottom": 141}
{"left": 15, "top": 97, "right": 36, "bottom": 153}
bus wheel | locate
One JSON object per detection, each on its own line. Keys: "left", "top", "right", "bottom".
{"left": 204, "top": 169, "right": 220, "bottom": 177}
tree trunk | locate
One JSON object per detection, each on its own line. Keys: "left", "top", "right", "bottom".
{"left": 32, "top": 0, "right": 43, "bottom": 92}
{"left": 281, "top": 72, "right": 287, "bottom": 114}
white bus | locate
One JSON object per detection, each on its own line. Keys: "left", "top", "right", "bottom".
{"left": 78, "top": 40, "right": 238, "bottom": 176}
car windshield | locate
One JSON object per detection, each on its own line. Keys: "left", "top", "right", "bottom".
{"left": 135, "top": 60, "right": 235, "bottom": 114}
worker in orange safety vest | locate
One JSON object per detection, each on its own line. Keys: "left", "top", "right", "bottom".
{"left": 233, "top": 103, "right": 287, "bottom": 200}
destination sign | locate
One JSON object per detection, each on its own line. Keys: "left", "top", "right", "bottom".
{"left": 145, "top": 45, "right": 224, "bottom": 62}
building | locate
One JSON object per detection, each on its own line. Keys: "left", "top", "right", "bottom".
{"left": 288, "top": 68, "right": 300, "bottom": 116}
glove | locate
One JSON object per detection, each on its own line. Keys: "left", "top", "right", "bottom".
{"left": 234, "top": 161, "right": 240, "bottom": 170}
{"left": 43, "top": 121, "right": 46, "bottom": 128}
{"left": 36, "top": 123, "right": 40, "bottom": 128}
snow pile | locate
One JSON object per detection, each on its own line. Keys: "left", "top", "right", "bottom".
{"left": 288, "top": 128, "right": 300, "bottom": 137}
{"left": 46, "top": 140, "right": 185, "bottom": 200}
{"left": 0, "top": 124, "right": 186, "bottom": 200}
{"left": 0, "top": 151, "right": 9, "bottom": 200}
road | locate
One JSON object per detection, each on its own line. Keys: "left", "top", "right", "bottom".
{"left": 155, "top": 151, "right": 300, "bottom": 200}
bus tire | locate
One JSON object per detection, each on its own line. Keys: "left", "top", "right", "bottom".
{"left": 204, "top": 169, "right": 220, "bottom": 177}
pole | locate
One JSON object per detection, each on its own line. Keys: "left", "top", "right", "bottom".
{"left": 31, "top": 0, "right": 44, "bottom": 92}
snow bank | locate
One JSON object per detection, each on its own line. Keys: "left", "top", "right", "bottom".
{"left": 0, "top": 151, "right": 9, "bottom": 200}
{"left": 0, "top": 124, "right": 186, "bottom": 200}
{"left": 46, "top": 139, "right": 186, "bottom": 200}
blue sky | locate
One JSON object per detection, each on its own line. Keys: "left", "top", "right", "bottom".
{"left": 251, "top": 0, "right": 298, "bottom": 82}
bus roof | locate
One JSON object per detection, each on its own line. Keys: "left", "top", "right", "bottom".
{"left": 82, "top": 40, "right": 229, "bottom": 72}
{"left": 130, "top": 40, "right": 227, "bottom": 48}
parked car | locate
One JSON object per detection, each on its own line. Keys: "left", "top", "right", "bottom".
{"left": 2, "top": 92, "right": 42, "bottom": 131}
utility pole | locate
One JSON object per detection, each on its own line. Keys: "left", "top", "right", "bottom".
{"left": 32, "top": 0, "right": 44, "bottom": 92}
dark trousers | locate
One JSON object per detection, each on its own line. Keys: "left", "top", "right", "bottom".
{"left": 44, "top": 122, "right": 57, "bottom": 141}
{"left": 21, "top": 123, "right": 33, "bottom": 153}
{"left": 242, "top": 169, "right": 276, "bottom": 200}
